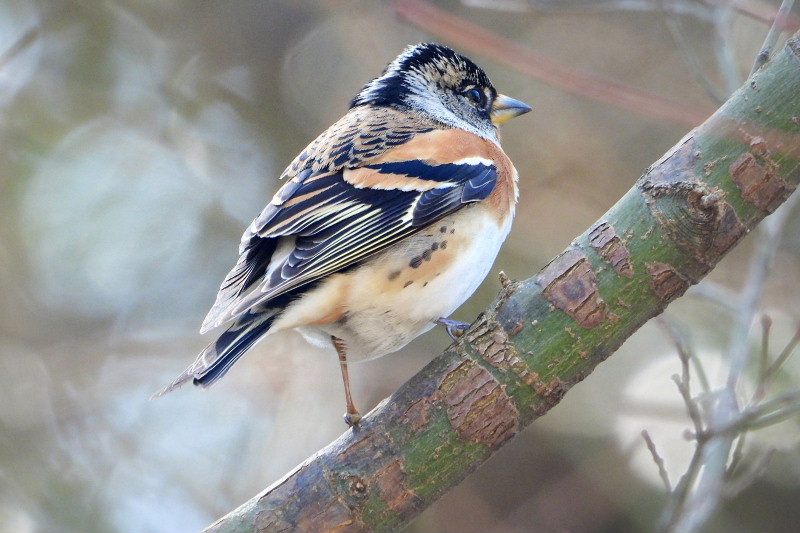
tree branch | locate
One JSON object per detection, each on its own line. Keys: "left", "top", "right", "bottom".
{"left": 393, "top": 0, "right": 715, "bottom": 128}
{"left": 204, "top": 32, "right": 800, "bottom": 533}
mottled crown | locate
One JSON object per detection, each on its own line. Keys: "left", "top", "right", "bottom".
{"left": 351, "top": 43, "right": 495, "bottom": 109}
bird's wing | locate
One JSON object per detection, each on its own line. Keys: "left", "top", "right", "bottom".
{"left": 200, "top": 111, "right": 499, "bottom": 332}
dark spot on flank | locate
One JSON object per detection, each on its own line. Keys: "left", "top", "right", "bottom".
{"left": 403, "top": 280, "right": 413, "bottom": 288}
{"left": 431, "top": 242, "right": 439, "bottom": 251}
{"left": 409, "top": 256, "right": 423, "bottom": 269}
{"left": 440, "top": 226, "right": 447, "bottom": 233}
{"left": 441, "top": 241, "right": 448, "bottom": 249}
{"left": 387, "top": 270, "right": 401, "bottom": 281}
{"left": 450, "top": 229, "right": 455, "bottom": 234}
{"left": 423, "top": 282, "right": 429, "bottom": 287}
{"left": 422, "top": 250, "right": 432, "bottom": 261}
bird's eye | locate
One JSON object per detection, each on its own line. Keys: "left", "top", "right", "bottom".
{"left": 464, "top": 88, "right": 487, "bottom": 109}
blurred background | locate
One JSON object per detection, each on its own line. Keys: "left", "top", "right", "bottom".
{"left": 1, "top": 1, "right": 799, "bottom": 532}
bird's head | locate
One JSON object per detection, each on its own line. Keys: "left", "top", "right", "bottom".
{"left": 351, "top": 43, "right": 531, "bottom": 142}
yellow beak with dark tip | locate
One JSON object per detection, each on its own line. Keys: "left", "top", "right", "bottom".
{"left": 491, "top": 94, "right": 532, "bottom": 125}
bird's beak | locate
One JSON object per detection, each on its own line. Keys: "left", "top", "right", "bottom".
{"left": 491, "top": 94, "right": 532, "bottom": 125}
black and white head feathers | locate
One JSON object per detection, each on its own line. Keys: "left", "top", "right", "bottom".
{"left": 351, "top": 43, "right": 500, "bottom": 141}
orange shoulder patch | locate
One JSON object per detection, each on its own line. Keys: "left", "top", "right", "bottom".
{"left": 369, "top": 128, "right": 492, "bottom": 164}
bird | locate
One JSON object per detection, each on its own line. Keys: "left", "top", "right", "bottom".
{"left": 153, "top": 42, "right": 531, "bottom": 425}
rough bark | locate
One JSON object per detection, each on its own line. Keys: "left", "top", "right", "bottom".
{"left": 204, "top": 34, "right": 800, "bottom": 533}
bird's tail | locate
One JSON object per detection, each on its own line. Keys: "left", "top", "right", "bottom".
{"left": 151, "top": 310, "right": 277, "bottom": 399}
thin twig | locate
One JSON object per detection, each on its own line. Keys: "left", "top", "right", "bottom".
{"left": 686, "top": 281, "right": 741, "bottom": 314}
{"left": 482, "top": 0, "right": 784, "bottom": 25}
{"left": 727, "top": 431, "right": 748, "bottom": 478}
{"left": 748, "top": 406, "right": 800, "bottom": 432}
{"left": 723, "top": 449, "right": 775, "bottom": 499}
{"left": 643, "top": 429, "right": 673, "bottom": 492}
{"left": 745, "top": 401, "right": 800, "bottom": 430}
{"left": 712, "top": 4, "right": 743, "bottom": 96}
{"left": 671, "top": 374, "right": 705, "bottom": 438}
{"left": 659, "top": 437, "right": 709, "bottom": 533}
{"left": 690, "top": 355, "right": 712, "bottom": 397}
{"left": 658, "top": 317, "right": 693, "bottom": 383}
{"left": 765, "top": 324, "right": 800, "bottom": 383}
{"left": 660, "top": 0, "right": 729, "bottom": 103}
{"left": 465, "top": 0, "right": 799, "bottom": 40}
{"left": 0, "top": 24, "right": 39, "bottom": 71}
{"left": 750, "top": 0, "right": 797, "bottom": 76}
{"left": 730, "top": 0, "right": 800, "bottom": 27}
{"left": 752, "top": 319, "right": 800, "bottom": 403}
{"left": 664, "top": 163, "right": 800, "bottom": 533}
{"left": 754, "top": 315, "right": 773, "bottom": 401}
{"left": 695, "top": 386, "right": 800, "bottom": 440}
{"left": 748, "top": 386, "right": 800, "bottom": 418}
{"left": 394, "top": 0, "right": 714, "bottom": 127}
{"left": 728, "top": 195, "right": 800, "bottom": 389}
{"left": 659, "top": 316, "right": 712, "bottom": 395}
{"left": 518, "top": 0, "right": 716, "bottom": 19}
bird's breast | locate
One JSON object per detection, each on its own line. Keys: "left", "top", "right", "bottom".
{"left": 285, "top": 205, "right": 513, "bottom": 361}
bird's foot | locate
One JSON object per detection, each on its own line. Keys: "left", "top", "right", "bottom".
{"left": 344, "top": 411, "right": 362, "bottom": 427}
{"left": 435, "top": 318, "right": 471, "bottom": 340}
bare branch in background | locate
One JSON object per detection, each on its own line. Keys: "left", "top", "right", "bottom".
{"left": 0, "top": 25, "right": 38, "bottom": 71}
{"left": 653, "top": 193, "right": 800, "bottom": 533}
{"left": 461, "top": 0, "right": 800, "bottom": 107}
{"left": 660, "top": 0, "right": 730, "bottom": 104}
{"left": 467, "top": 0, "right": 748, "bottom": 21}
{"left": 751, "top": 0, "right": 797, "bottom": 75}
{"left": 466, "top": 0, "right": 799, "bottom": 28}
{"left": 711, "top": 4, "right": 743, "bottom": 96}
{"left": 642, "top": 429, "right": 673, "bottom": 492}
{"left": 394, "top": 0, "right": 715, "bottom": 128}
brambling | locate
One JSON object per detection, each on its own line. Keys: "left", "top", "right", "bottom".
{"left": 154, "top": 43, "right": 531, "bottom": 425}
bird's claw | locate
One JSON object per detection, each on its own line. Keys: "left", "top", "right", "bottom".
{"left": 435, "top": 318, "right": 471, "bottom": 340}
{"left": 344, "top": 411, "right": 362, "bottom": 427}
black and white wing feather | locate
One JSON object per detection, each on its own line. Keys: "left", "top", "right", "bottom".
{"left": 200, "top": 108, "right": 497, "bottom": 332}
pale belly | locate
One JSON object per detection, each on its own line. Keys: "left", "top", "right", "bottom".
{"left": 273, "top": 205, "right": 512, "bottom": 361}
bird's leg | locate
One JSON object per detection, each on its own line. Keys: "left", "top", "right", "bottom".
{"left": 332, "top": 336, "right": 362, "bottom": 426}
{"left": 435, "top": 317, "right": 471, "bottom": 340}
